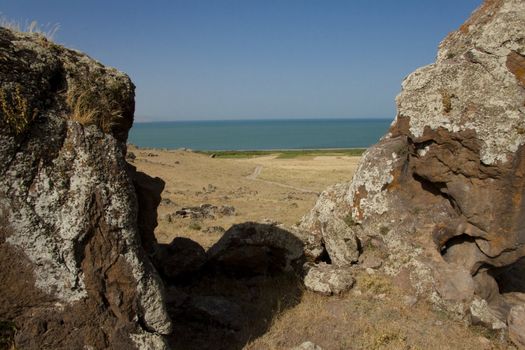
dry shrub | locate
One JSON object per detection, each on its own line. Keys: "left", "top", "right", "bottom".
{"left": 66, "top": 86, "right": 122, "bottom": 134}
{"left": 0, "top": 84, "right": 38, "bottom": 135}
{"left": 0, "top": 15, "right": 59, "bottom": 40}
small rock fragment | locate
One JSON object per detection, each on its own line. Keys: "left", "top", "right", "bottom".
{"left": 508, "top": 304, "right": 525, "bottom": 349}
{"left": 291, "top": 341, "right": 323, "bottom": 350}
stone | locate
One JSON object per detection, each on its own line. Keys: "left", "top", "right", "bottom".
{"left": 218, "top": 205, "right": 235, "bottom": 216}
{"left": 203, "top": 226, "right": 226, "bottom": 234}
{"left": 154, "top": 237, "right": 207, "bottom": 281}
{"left": 508, "top": 304, "right": 525, "bottom": 349}
{"left": 304, "top": 263, "right": 355, "bottom": 296}
{"left": 174, "top": 203, "right": 235, "bottom": 219}
{"left": 469, "top": 297, "right": 507, "bottom": 330}
{"left": 126, "top": 151, "right": 136, "bottom": 161}
{"left": 188, "top": 296, "right": 244, "bottom": 330}
{"left": 0, "top": 28, "right": 170, "bottom": 348}
{"left": 207, "top": 222, "right": 304, "bottom": 276}
{"left": 291, "top": 341, "right": 323, "bottom": 350}
{"left": 360, "top": 253, "right": 383, "bottom": 270}
{"left": 299, "top": 0, "right": 525, "bottom": 327}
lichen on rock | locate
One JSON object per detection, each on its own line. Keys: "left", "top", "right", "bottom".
{"left": 299, "top": 1, "right": 525, "bottom": 346}
{"left": 0, "top": 28, "right": 170, "bottom": 349}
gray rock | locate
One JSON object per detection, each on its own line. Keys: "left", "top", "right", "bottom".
{"left": 203, "top": 226, "right": 226, "bottom": 234}
{"left": 304, "top": 263, "right": 355, "bottom": 296}
{"left": 508, "top": 304, "right": 525, "bottom": 349}
{"left": 0, "top": 28, "right": 170, "bottom": 349}
{"left": 469, "top": 297, "right": 506, "bottom": 330}
{"left": 291, "top": 341, "right": 323, "bottom": 350}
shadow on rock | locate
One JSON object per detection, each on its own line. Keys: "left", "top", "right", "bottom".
{"left": 160, "top": 223, "right": 305, "bottom": 350}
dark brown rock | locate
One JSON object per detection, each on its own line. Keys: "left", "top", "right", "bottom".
{"left": 155, "top": 237, "right": 207, "bottom": 281}
{"left": 207, "top": 222, "right": 304, "bottom": 276}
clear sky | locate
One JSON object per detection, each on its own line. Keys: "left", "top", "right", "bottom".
{"left": 2, "top": 0, "right": 481, "bottom": 122}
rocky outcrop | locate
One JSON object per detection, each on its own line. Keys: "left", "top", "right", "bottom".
{"left": 299, "top": 0, "right": 525, "bottom": 341}
{"left": 0, "top": 28, "right": 170, "bottom": 348}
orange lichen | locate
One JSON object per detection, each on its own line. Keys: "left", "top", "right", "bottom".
{"left": 506, "top": 51, "right": 525, "bottom": 87}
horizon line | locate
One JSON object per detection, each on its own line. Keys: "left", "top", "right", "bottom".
{"left": 134, "top": 116, "right": 394, "bottom": 123}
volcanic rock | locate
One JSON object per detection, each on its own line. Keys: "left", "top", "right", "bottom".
{"left": 154, "top": 237, "right": 207, "bottom": 281}
{"left": 299, "top": 0, "right": 525, "bottom": 341}
{"left": 207, "top": 222, "right": 304, "bottom": 276}
{"left": 291, "top": 341, "right": 324, "bottom": 350}
{"left": 508, "top": 304, "right": 525, "bottom": 349}
{"left": 0, "top": 28, "right": 170, "bottom": 348}
{"left": 303, "top": 263, "right": 355, "bottom": 296}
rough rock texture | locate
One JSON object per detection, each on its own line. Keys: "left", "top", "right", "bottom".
{"left": 155, "top": 237, "right": 207, "bottom": 282}
{"left": 207, "top": 222, "right": 304, "bottom": 276}
{"left": 0, "top": 28, "right": 170, "bottom": 348}
{"left": 291, "top": 341, "right": 324, "bottom": 350}
{"left": 508, "top": 304, "right": 525, "bottom": 349}
{"left": 303, "top": 263, "right": 355, "bottom": 296}
{"left": 299, "top": 0, "right": 525, "bottom": 341}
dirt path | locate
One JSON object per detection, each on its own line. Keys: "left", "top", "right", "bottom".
{"left": 247, "top": 165, "right": 263, "bottom": 180}
{"left": 246, "top": 165, "right": 319, "bottom": 195}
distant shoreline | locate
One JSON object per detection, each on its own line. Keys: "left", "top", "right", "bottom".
{"left": 133, "top": 118, "right": 392, "bottom": 124}
{"left": 128, "top": 145, "right": 366, "bottom": 158}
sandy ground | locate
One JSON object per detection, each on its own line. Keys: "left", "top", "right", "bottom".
{"left": 130, "top": 147, "right": 360, "bottom": 249}
{"left": 130, "top": 147, "right": 510, "bottom": 350}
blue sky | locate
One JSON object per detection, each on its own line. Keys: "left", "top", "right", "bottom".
{"left": 2, "top": 0, "right": 481, "bottom": 122}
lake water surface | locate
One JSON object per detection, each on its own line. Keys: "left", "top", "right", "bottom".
{"left": 128, "top": 119, "right": 392, "bottom": 150}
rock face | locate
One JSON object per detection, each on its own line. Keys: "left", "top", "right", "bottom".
{"left": 0, "top": 28, "right": 171, "bottom": 348}
{"left": 300, "top": 0, "right": 525, "bottom": 338}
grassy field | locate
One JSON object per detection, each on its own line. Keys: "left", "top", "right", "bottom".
{"left": 195, "top": 148, "right": 366, "bottom": 159}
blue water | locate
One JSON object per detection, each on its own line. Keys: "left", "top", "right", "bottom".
{"left": 128, "top": 119, "right": 392, "bottom": 150}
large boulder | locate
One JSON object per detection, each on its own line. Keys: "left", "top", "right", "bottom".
{"left": 207, "top": 222, "right": 304, "bottom": 276}
{"left": 299, "top": 0, "right": 525, "bottom": 337}
{"left": 0, "top": 28, "right": 170, "bottom": 348}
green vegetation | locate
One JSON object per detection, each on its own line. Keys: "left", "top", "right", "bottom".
{"left": 197, "top": 148, "right": 366, "bottom": 159}
{"left": 0, "top": 84, "right": 38, "bottom": 135}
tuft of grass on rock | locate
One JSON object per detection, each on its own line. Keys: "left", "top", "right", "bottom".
{"left": 0, "top": 84, "right": 38, "bottom": 135}
{"left": 66, "top": 86, "right": 122, "bottom": 134}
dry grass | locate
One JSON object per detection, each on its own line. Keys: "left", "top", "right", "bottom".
{"left": 0, "top": 15, "right": 59, "bottom": 40}
{"left": 66, "top": 88, "right": 122, "bottom": 134}
{"left": 0, "top": 84, "right": 38, "bottom": 135}
{"left": 246, "top": 272, "right": 510, "bottom": 350}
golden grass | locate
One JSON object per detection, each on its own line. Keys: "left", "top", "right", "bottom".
{"left": 66, "top": 88, "right": 122, "bottom": 134}
{"left": 0, "top": 15, "right": 59, "bottom": 40}
{"left": 0, "top": 84, "right": 38, "bottom": 135}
